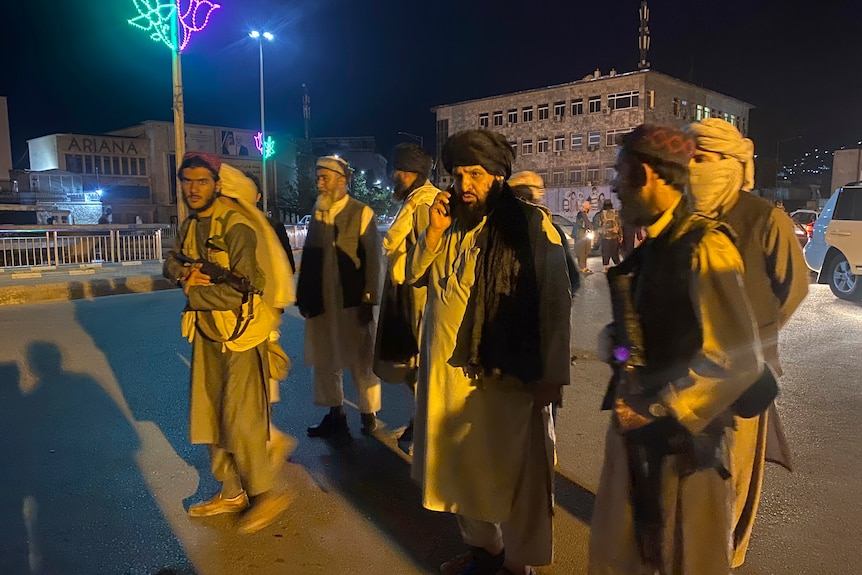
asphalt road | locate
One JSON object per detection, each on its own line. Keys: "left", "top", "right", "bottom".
{"left": 0, "top": 278, "right": 860, "bottom": 574}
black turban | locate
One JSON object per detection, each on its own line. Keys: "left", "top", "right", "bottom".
{"left": 441, "top": 130, "right": 514, "bottom": 179}
{"left": 391, "top": 143, "right": 434, "bottom": 178}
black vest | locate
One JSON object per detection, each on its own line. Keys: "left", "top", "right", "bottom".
{"left": 627, "top": 200, "right": 730, "bottom": 390}
{"left": 297, "top": 198, "right": 368, "bottom": 319}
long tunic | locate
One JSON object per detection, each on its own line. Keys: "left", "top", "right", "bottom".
{"left": 163, "top": 217, "right": 270, "bottom": 450}
{"left": 588, "top": 202, "right": 762, "bottom": 575}
{"left": 303, "top": 195, "right": 381, "bottom": 369}
{"left": 406, "top": 206, "right": 571, "bottom": 521}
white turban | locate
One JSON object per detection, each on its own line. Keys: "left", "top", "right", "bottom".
{"left": 685, "top": 118, "right": 755, "bottom": 191}
{"left": 219, "top": 163, "right": 295, "bottom": 311}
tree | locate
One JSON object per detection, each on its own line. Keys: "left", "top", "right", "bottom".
{"left": 276, "top": 156, "right": 318, "bottom": 220}
{"left": 351, "top": 171, "right": 394, "bottom": 215}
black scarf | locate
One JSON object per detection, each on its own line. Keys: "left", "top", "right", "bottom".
{"left": 467, "top": 185, "right": 542, "bottom": 383}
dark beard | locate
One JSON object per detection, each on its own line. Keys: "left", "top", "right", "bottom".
{"left": 393, "top": 175, "right": 427, "bottom": 202}
{"left": 183, "top": 191, "right": 218, "bottom": 215}
{"left": 455, "top": 179, "right": 503, "bottom": 230}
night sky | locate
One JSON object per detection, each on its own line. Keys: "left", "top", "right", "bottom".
{"left": 2, "top": 0, "right": 861, "bottom": 168}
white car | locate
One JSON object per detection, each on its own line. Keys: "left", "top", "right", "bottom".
{"left": 803, "top": 183, "right": 862, "bottom": 300}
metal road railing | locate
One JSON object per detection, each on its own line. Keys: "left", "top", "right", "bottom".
{"left": 0, "top": 225, "right": 168, "bottom": 269}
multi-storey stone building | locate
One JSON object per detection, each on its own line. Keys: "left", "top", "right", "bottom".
{"left": 432, "top": 68, "right": 753, "bottom": 218}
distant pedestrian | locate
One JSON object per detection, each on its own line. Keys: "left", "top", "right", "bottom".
{"left": 297, "top": 156, "right": 382, "bottom": 446}
{"left": 373, "top": 143, "right": 440, "bottom": 453}
{"left": 163, "top": 152, "right": 295, "bottom": 534}
{"left": 573, "top": 200, "right": 593, "bottom": 273}
{"left": 598, "top": 199, "right": 622, "bottom": 271}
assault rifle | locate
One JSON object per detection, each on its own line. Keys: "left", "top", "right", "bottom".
{"left": 170, "top": 251, "right": 262, "bottom": 296}
{"left": 605, "top": 265, "right": 689, "bottom": 570}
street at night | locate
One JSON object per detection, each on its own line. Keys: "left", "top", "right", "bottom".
{"left": 0, "top": 279, "right": 859, "bottom": 574}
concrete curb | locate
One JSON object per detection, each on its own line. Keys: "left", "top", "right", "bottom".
{"left": 0, "top": 275, "right": 177, "bottom": 307}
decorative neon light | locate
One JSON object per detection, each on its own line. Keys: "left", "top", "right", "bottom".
{"left": 177, "top": 0, "right": 221, "bottom": 52}
{"left": 254, "top": 132, "right": 276, "bottom": 159}
{"left": 129, "top": 0, "right": 220, "bottom": 52}
{"left": 264, "top": 136, "right": 275, "bottom": 159}
{"left": 128, "top": 0, "right": 176, "bottom": 50}
{"left": 254, "top": 131, "right": 264, "bottom": 154}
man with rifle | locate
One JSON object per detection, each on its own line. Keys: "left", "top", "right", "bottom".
{"left": 588, "top": 125, "right": 763, "bottom": 575}
{"left": 164, "top": 152, "right": 294, "bottom": 534}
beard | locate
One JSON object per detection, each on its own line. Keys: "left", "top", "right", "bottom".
{"left": 317, "top": 192, "right": 334, "bottom": 211}
{"left": 183, "top": 191, "right": 217, "bottom": 214}
{"left": 455, "top": 179, "right": 503, "bottom": 229}
{"left": 619, "top": 195, "right": 659, "bottom": 228}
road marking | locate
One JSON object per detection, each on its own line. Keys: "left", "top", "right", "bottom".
{"left": 176, "top": 352, "right": 190, "bottom": 367}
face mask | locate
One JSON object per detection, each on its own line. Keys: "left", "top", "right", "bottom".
{"left": 688, "top": 158, "right": 744, "bottom": 216}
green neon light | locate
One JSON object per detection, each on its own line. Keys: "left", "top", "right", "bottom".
{"left": 264, "top": 136, "right": 276, "bottom": 159}
{"left": 128, "top": 0, "right": 177, "bottom": 51}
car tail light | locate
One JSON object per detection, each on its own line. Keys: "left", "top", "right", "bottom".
{"left": 806, "top": 222, "right": 814, "bottom": 237}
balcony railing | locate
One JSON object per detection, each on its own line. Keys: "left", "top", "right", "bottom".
{"left": 0, "top": 225, "right": 167, "bottom": 269}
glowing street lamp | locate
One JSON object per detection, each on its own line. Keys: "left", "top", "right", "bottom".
{"left": 128, "top": 0, "right": 221, "bottom": 222}
{"left": 249, "top": 30, "right": 274, "bottom": 214}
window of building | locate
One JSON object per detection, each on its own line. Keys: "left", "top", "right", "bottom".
{"left": 522, "top": 139, "right": 533, "bottom": 155}
{"left": 508, "top": 109, "right": 518, "bottom": 124}
{"left": 588, "top": 96, "right": 601, "bottom": 114}
{"left": 606, "top": 127, "right": 633, "bottom": 147}
{"left": 84, "top": 155, "right": 93, "bottom": 174}
{"left": 536, "top": 169, "right": 549, "bottom": 180}
{"left": 588, "top": 131, "right": 601, "bottom": 147}
{"left": 113, "top": 157, "right": 121, "bottom": 175}
{"left": 730, "top": 114, "right": 737, "bottom": 127}
{"left": 553, "top": 135, "right": 566, "bottom": 152}
{"left": 65, "top": 154, "right": 82, "bottom": 173}
{"left": 608, "top": 90, "right": 639, "bottom": 110}
{"left": 130, "top": 158, "right": 139, "bottom": 176}
{"left": 554, "top": 101, "right": 565, "bottom": 117}
{"left": 587, "top": 165, "right": 599, "bottom": 183}
{"left": 479, "top": 113, "right": 489, "bottom": 128}
{"left": 703, "top": 107, "right": 711, "bottom": 119}
{"left": 139, "top": 158, "right": 147, "bottom": 176}
{"left": 696, "top": 104, "right": 703, "bottom": 121}
{"left": 522, "top": 107, "right": 534, "bottom": 122}
{"left": 571, "top": 133, "right": 583, "bottom": 150}
{"left": 673, "top": 97, "right": 682, "bottom": 118}
{"left": 102, "top": 155, "right": 112, "bottom": 175}
{"left": 569, "top": 168, "right": 583, "bottom": 184}
{"left": 605, "top": 166, "right": 617, "bottom": 182}
{"left": 571, "top": 98, "right": 584, "bottom": 116}
{"left": 538, "top": 104, "right": 549, "bottom": 120}
{"left": 121, "top": 157, "right": 130, "bottom": 176}
{"left": 493, "top": 111, "right": 504, "bottom": 126}
{"left": 93, "top": 156, "right": 102, "bottom": 175}
{"left": 537, "top": 138, "right": 550, "bottom": 153}
{"left": 552, "top": 171, "right": 565, "bottom": 186}
{"left": 509, "top": 141, "right": 518, "bottom": 154}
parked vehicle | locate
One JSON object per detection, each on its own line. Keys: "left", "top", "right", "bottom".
{"left": 551, "top": 214, "right": 576, "bottom": 248}
{"left": 297, "top": 214, "right": 311, "bottom": 226}
{"left": 790, "top": 208, "right": 820, "bottom": 240}
{"left": 803, "top": 183, "right": 862, "bottom": 300}
{"left": 792, "top": 221, "right": 809, "bottom": 248}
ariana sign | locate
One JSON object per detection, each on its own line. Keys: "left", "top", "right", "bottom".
{"left": 65, "top": 137, "right": 141, "bottom": 156}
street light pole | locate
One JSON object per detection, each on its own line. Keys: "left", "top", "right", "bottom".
{"left": 250, "top": 30, "right": 274, "bottom": 214}
{"left": 397, "top": 131, "right": 423, "bottom": 148}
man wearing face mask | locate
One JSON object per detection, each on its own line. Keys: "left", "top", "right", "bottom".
{"left": 408, "top": 130, "right": 572, "bottom": 575}
{"left": 684, "top": 118, "right": 808, "bottom": 568}
{"left": 297, "top": 155, "right": 382, "bottom": 445}
{"left": 373, "top": 143, "right": 440, "bottom": 452}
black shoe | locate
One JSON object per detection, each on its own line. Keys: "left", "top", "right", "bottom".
{"left": 307, "top": 412, "right": 348, "bottom": 438}
{"left": 440, "top": 547, "right": 505, "bottom": 575}
{"left": 360, "top": 412, "right": 378, "bottom": 435}
{"left": 397, "top": 419, "right": 414, "bottom": 444}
